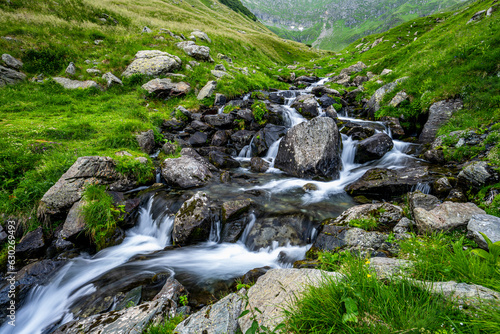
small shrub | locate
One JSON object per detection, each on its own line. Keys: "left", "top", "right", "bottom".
{"left": 143, "top": 314, "right": 185, "bottom": 334}
{"left": 114, "top": 156, "right": 154, "bottom": 185}
{"left": 349, "top": 217, "right": 378, "bottom": 231}
{"left": 251, "top": 100, "right": 267, "bottom": 124}
{"left": 22, "top": 47, "right": 71, "bottom": 75}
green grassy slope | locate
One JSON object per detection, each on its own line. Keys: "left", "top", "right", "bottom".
{"left": 0, "top": 0, "right": 324, "bottom": 222}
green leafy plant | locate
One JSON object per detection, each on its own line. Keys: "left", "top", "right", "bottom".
{"left": 251, "top": 101, "right": 268, "bottom": 124}
{"left": 349, "top": 217, "right": 378, "bottom": 231}
{"left": 179, "top": 294, "right": 188, "bottom": 307}
{"left": 472, "top": 232, "right": 500, "bottom": 268}
{"left": 385, "top": 232, "right": 396, "bottom": 243}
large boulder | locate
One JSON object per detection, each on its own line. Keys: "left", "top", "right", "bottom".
{"left": 275, "top": 117, "right": 341, "bottom": 179}
{"left": 175, "top": 291, "right": 243, "bottom": 334}
{"left": 250, "top": 157, "right": 270, "bottom": 173}
{"left": 414, "top": 202, "right": 485, "bottom": 233}
{"left": 355, "top": 133, "right": 393, "bottom": 163}
{"left": 121, "top": 50, "right": 182, "bottom": 77}
{"left": 173, "top": 192, "right": 219, "bottom": 245}
{"left": 345, "top": 167, "right": 433, "bottom": 199}
{"left": 290, "top": 94, "right": 319, "bottom": 118}
{"left": 467, "top": 214, "right": 500, "bottom": 250}
{"left": 15, "top": 227, "right": 45, "bottom": 259}
{"left": 142, "top": 78, "right": 190, "bottom": 98}
{"left": 53, "top": 77, "right": 100, "bottom": 90}
{"left": 253, "top": 124, "right": 286, "bottom": 155}
{"left": 409, "top": 191, "right": 441, "bottom": 213}
{"left": 419, "top": 99, "right": 463, "bottom": 143}
{"left": 54, "top": 298, "right": 176, "bottom": 334}
{"left": 37, "top": 156, "right": 137, "bottom": 222}
{"left": 313, "top": 226, "right": 389, "bottom": 254}
{"left": 176, "top": 41, "right": 212, "bottom": 62}
{"left": 0, "top": 65, "right": 26, "bottom": 86}
{"left": 332, "top": 203, "right": 403, "bottom": 227}
{"left": 161, "top": 155, "right": 214, "bottom": 188}
{"left": 197, "top": 80, "right": 217, "bottom": 100}
{"left": 457, "top": 161, "right": 499, "bottom": 191}
{"left": 238, "top": 269, "right": 341, "bottom": 332}
{"left": 59, "top": 200, "right": 86, "bottom": 241}
{"left": 222, "top": 199, "right": 253, "bottom": 222}
{"left": 245, "top": 214, "right": 313, "bottom": 250}
{"left": 208, "top": 151, "right": 240, "bottom": 169}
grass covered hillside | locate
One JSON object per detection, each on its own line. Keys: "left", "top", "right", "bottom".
{"left": 0, "top": 0, "right": 324, "bottom": 225}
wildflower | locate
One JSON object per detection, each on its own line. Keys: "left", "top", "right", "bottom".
{"left": 365, "top": 260, "right": 370, "bottom": 265}
{"left": 367, "top": 274, "right": 372, "bottom": 278}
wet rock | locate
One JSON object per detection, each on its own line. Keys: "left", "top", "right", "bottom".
{"left": 197, "top": 80, "right": 217, "bottom": 100}
{"left": 457, "top": 161, "right": 499, "bottom": 191}
{"left": 290, "top": 94, "right": 319, "bottom": 118}
{"left": 236, "top": 108, "right": 254, "bottom": 122}
{"left": 1, "top": 53, "right": 23, "bottom": 70}
{"left": 173, "top": 192, "right": 219, "bottom": 245}
{"left": 238, "top": 269, "right": 340, "bottom": 333}
{"left": 122, "top": 50, "right": 182, "bottom": 77}
{"left": 214, "top": 93, "right": 226, "bottom": 106}
{"left": 211, "top": 130, "right": 230, "bottom": 146}
{"left": 16, "top": 227, "right": 45, "bottom": 259}
{"left": 136, "top": 129, "right": 155, "bottom": 154}
{"left": 204, "top": 113, "right": 234, "bottom": 128}
{"left": 175, "top": 291, "right": 243, "bottom": 334}
{"left": 208, "top": 151, "right": 240, "bottom": 169}
{"left": 318, "top": 95, "right": 335, "bottom": 108}
{"left": 142, "top": 78, "right": 190, "bottom": 98}
{"left": 324, "top": 105, "right": 338, "bottom": 121}
{"left": 220, "top": 171, "right": 231, "bottom": 183}
{"left": 423, "top": 149, "right": 445, "bottom": 164}
{"left": 245, "top": 214, "right": 313, "bottom": 250}
{"left": 346, "top": 126, "right": 375, "bottom": 140}
{"left": 295, "top": 75, "right": 318, "bottom": 83}
{"left": 114, "top": 286, "right": 142, "bottom": 311}
{"left": 414, "top": 202, "right": 485, "bottom": 233}
{"left": 311, "top": 86, "right": 340, "bottom": 97}
{"left": 161, "top": 155, "right": 214, "bottom": 189}
{"left": 333, "top": 203, "right": 403, "bottom": 227}
{"left": 419, "top": 99, "right": 463, "bottom": 143}
{"left": 467, "top": 214, "right": 500, "bottom": 250}
{"left": 0, "top": 65, "right": 26, "bottom": 86}
{"left": 275, "top": 117, "right": 341, "bottom": 179}
{"left": 55, "top": 298, "right": 176, "bottom": 334}
{"left": 409, "top": 191, "right": 441, "bottom": 213}
{"left": 250, "top": 157, "right": 270, "bottom": 173}
{"left": 222, "top": 199, "right": 253, "bottom": 222}
{"left": 190, "top": 120, "right": 211, "bottom": 132}
{"left": 253, "top": 124, "right": 286, "bottom": 155}
{"left": 239, "top": 266, "right": 272, "bottom": 285}
{"left": 176, "top": 41, "right": 212, "bottom": 62}
{"left": 53, "top": 77, "right": 100, "bottom": 90}
{"left": 188, "top": 132, "right": 208, "bottom": 146}
{"left": 230, "top": 130, "right": 255, "bottom": 151}
{"left": 38, "top": 156, "right": 137, "bottom": 222}
{"left": 433, "top": 177, "right": 453, "bottom": 196}
{"left": 153, "top": 277, "right": 187, "bottom": 302}
{"left": 380, "top": 116, "right": 405, "bottom": 139}
{"left": 345, "top": 167, "right": 433, "bottom": 200}
{"left": 355, "top": 133, "right": 393, "bottom": 163}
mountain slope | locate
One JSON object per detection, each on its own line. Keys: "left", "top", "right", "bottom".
{"left": 240, "top": 0, "right": 470, "bottom": 50}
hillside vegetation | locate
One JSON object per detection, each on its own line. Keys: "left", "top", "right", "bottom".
{"left": 240, "top": 0, "right": 470, "bottom": 50}
{"left": 0, "top": 0, "right": 323, "bottom": 224}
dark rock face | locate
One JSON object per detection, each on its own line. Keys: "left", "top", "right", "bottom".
{"left": 211, "top": 130, "right": 230, "bottom": 146}
{"left": 230, "top": 130, "right": 255, "bottom": 151}
{"left": 250, "top": 157, "right": 270, "bottom": 173}
{"left": 208, "top": 151, "right": 240, "bottom": 169}
{"left": 345, "top": 167, "right": 434, "bottom": 199}
{"left": 318, "top": 95, "right": 335, "bottom": 108}
{"left": 173, "top": 192, "right": 219, "bottom": 245}
{"left": 380, "top": 116, "right": 405, "bottom": 139}
{"left": 204, "top": 113, "right": 235, "bottom": 128}
{"left": 419, "top": 99, "right": 463, "bottom": 143}
{"left": 222, "top": 199, "right": 253, "bottom": 222}
{"left": 37, "top": 156, "right": 137, "bottom": 222}
{"left": 16, "top": 227, "right": 45, "bottom": 260}
{"left": 290, "top": 94, "right": 319, "bottom": 119}
{"left": 313, "top": 226, "right": 390, "bottom": 254}
{"left": 191, "top": 120, "right": 212, "bottom": 132}
{"left": 346, "top": 126, "right": 375, "bottom": 140}
{"left": 275, "top": 117, "right": 341, "bottom": 179}
{"left": 136, "top": 129, "right": 156, "bottom": 154}
{"left": 245, "top": 214, "right": 313, "bottom": 250}
{"left": 355, "top": 133, "right": 394, "bottom": 163}
{"left": 253, "top": 124, "right": 286, "bottom": 155}
{"left": 161, "top": 155, "right": 214, "bottom": 188}
{"left": 188, "top": 132, "right": 208, "bottom": 146}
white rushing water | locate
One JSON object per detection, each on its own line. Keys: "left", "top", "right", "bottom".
{"left": 3, "top": 199, "right": 308, "bottom": 334}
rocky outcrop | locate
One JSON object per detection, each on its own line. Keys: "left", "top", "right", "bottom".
{"left": 275, "top": 117, "right": 341, "bottom": 179}
{"left": 15, "top": 227, "right": 45, "bottom": 259}
{"left": 173, "top": 192, "right": 219, "bottom": 245}
{"left": 419, "top": 99, "right": 463, "bottom": 143}
{"left": 366, "top": 77, "right": 407, "bottom": 112}
{"left": 355, "top": 133, "right": 393, "bottom": 163}
{"left": 457, "top": 161, "right": 499, "bottom": 191}
{"left": 136, "top": 129, "right": 155, "bottom": 154}
{"left": 59, "top": 200, "right": 86, "bottom": 241}
{"left": 467, "top": 214, "right": 500, "bottom": 250}
{"left": 332, "top": 203, "right": 403, "bottom": 227}
{"left": 1, "top": 53, "right": 23, "bottom": 70}
{"left": 222, "top": 199, "right": 253, "bottom": 222}
{"left": 345, "top": 167, "right": 433, "bottom": 199}
{"left": 197, "top": 80, "right": 217, "bottom": 100}
{"left": 142, "top": 78, "right": 190, "bottom": 98}
{"left": 238, "top": 269, "right": 341, "bottom": 332}
{"left": 37, "top": 156, "right": 137, "bottom": 222}
{"left": 53, "top": 77, "right": 100, "bottom": 90}
{"left": 176, "top": 41, "right": 212, "bottom": 62}
{"left": 253, "top": 124, "right": 286, "bottom": 155}
{"left": 0, "top": 64, "right": 26, "bottom": 86}
{"left": 290, "top": 94, "right": 319, "bottom": 118}
{"left": 121, "top": 50, "right": 182, "bottom": 77}
{"left": 102, "top": 72, "right": 122, "bottom": 88}
{"left": 175, "top": 291, "right": 243, "bottom": 334}
{"left": 161, "top": 154, "right": 214, "bottom": 189}
{"left": 190, "top": 30, "right": 211, "bottom": 43}
{"left": 414, "top": 202, "right": 485, "bottom": 233}
{"left": 245, "top": 214, "right": 313, "bottom": 250}
{"left": 313, "top": 226, "right": 391, "bottom": 254}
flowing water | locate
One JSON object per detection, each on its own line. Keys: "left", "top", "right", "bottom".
{"left": 2, "top": 79, "right": 423, "bottom": 334}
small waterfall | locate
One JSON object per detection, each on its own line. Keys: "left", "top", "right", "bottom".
{"left": 218, "top": 105, "right": 225, "bottom": 114}
{"left": 239, "top": 213, "right": 256, "bottom": 245}
{"left": 412, "top": 182, "right": 431, "bottom": 194}
{"left": 238, "top": 136, "right": 255, "bottom": 158}
{"left": 209, "top": 220, "right": 222, "bottom": 243}
{"left": 263, "top": 138, "right": 282, "bottom": 169}
{"left": 155, "top": 170, "right": 161, "bottom": 183}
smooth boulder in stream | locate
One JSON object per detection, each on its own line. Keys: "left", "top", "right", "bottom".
{"left": 355, "top": 133, "right": 394, "bottom": 163}
{"left": 275, "top": 117, "right": 341, "bottom": 179}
